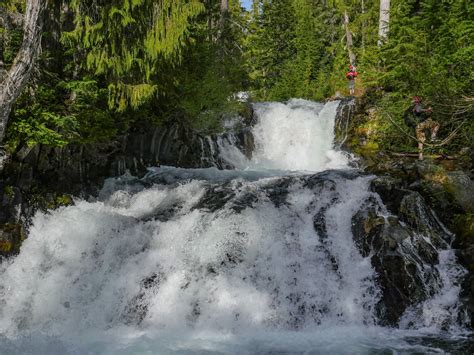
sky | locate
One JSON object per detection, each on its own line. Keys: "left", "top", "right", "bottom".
{"left": 241, "top": 0, "right": 252, "bottom": 10}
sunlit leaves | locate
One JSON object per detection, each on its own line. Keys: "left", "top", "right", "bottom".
{"left": 64, "top": 0, "right": 204, "bottom": 111}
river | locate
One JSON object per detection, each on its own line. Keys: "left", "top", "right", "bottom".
{"left": 0, "top": 99, "right": 472, "bottom": 354}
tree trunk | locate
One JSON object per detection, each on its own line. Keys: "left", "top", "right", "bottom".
{"left": 361, "top": 0, "right": 366, "bottom": 53}
{"left": 219, "top": 0, "right": 229, "bottom": 36}
{"left": 389, "top": 152, "right": 457, "bottom": 160}
{"left": 343, "top": 10, "right": 356, "bottom": 66}
{"left": 378, "top": 0, "right": 390, "bottom": 46}
{"left": 0, "top": 0, "right": 46, "bottom": 150}
{"left": 207, "top": 0, "right": 213, "bottom": 42}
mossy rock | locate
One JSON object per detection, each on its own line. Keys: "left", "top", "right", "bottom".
{"left": 47, "top": 194, "right": 73, "bottom": 209}
{"left": 26, "top": 190, "right": 74, "bottom": 212}
{"left": 412, "top": 164, "right": 474, "bottom": 227}
{"left": 454, "top": 214, "right": 474, "bottom": 242}
{"left": 0, "top": 223, "right": 25, "bottom": 258}
{"left": 3, "top": 185, "right": 15, "bottom": 201}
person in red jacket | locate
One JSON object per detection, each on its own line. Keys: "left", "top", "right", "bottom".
{"left": 345, "top": 65, "right": 358, "bottom": 95}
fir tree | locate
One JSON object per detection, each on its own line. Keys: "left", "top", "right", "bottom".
{"left": 64, "top": 0, "right": 204, "bottom": 111}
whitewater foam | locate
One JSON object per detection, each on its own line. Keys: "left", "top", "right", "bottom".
{"left": 0, "top": 99, "right": 470, "bottom": 354}
{"left": 219, "top": 99, "right": 351, "bottom": 172}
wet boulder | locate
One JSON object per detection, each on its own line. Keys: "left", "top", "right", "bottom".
{"left": 0, "top": 184, "right": 25, "bottom": 258}
{"left": 352, "top": 193, "right": 444, "bottom": 326}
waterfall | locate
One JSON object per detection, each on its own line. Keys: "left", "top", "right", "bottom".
{"left": 0, "top": 100, "right": 470, "bottom": 354}
{"left": 216, "top": 99, "right": 350, "bottom": 171}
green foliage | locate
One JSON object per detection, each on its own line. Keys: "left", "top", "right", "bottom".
{"left": 1, "top": 29, "right": 22, "bottom": 64}
{"left": 3, "top": 0, "right": 472, "bottom": 158}
{"left": 244, "top": 0, "right": 473, "bottom": 153}
{"left": 246, "top": 0, "right": 297, "bottom": 99}
{"left": 375, "top": 93, "right": 418, "bottom": 152}
{"left": 8, "top": 86, "right": 77, "bottom": 148}
{"left": 64, "top": 0, "right": 204, "bottom": 111}
{"left": 247, "top": 0, "right": 348, "bottom": 101}
{"left": 7, "top": 74, "right": 122, "bottom": 149}
{"left": 165, "top": 0, "right": 249, "bottom": 132}
{"left": 375, "top": 0, "right": 474, "bottom": 153}
{"left": 0, "top": 0, "right": 24, "bottom": 68}
{"left": 59, "top": 79, "right": 122, "bottom": 142}
{"left": 4, "top": 0, "right": 250, "bottom": 149}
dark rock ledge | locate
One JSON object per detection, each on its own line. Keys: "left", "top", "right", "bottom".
{"left": 0, "top": 118, "right": 254, "bottom": 258}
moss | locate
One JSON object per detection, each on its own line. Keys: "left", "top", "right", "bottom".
{"left": 421, "top": 166, "right": 454, "bottom": 195}
{"left": 3, "top": 185, "right": 15, "bottom": 201}
{"left": 45, "top": 194, "right": 73, "bottom": 209}
{"left": 24, "top": 185, "right": 74, "bottom": 211}
{"left": 363, "top": 212, "right": 385, "bottom": 234}
{"left": 453, "top": 214, "right": 474, "bottom": 241}
{"left": 0, "top": 223, "right": 24, "bottom": 256}
{"left": 53, "top": 194, "right": 73, "bottom": 208}
{"left": 0, "top": 240, "right": 13, "bottom": 253}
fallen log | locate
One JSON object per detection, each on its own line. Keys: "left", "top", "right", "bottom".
{"left": 389, "top": 152, "right": 457, "bottom": 160}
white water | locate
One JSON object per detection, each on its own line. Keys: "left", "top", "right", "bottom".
{"left": 219, "top": 99, "right": 351, "bottom": 172}
{"left": 0, "top": 99, "right": 470, "bottom": 354}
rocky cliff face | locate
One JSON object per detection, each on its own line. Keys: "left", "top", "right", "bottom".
{"left": 1, "top": 122, "right": 254, "bottom": 194}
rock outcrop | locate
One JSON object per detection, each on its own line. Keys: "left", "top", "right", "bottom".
{"left": 0, "top": 117, "right": 255, "bottom": 259}
{"left": 350, "top": 176, "right": 458, "bottom": 326}
{"left": 339, "top": 95, "right": 473, "bottom": 328}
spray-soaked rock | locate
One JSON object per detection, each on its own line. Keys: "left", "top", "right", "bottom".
{"left": 352, "top": 199, "right": 442, "bottom": 325}
{"left": 351, "top": 177, "right": 464, "bottom": 326}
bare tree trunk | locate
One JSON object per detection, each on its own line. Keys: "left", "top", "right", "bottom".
{"left": 219, "top": 0, "right": 229, "bottom": 35}
{"left": 207, "top": 0, "right": 213, "bottom": 42}
{"left": 378, "top": 0, "right": 390, "bottom": 46}
{"left": 218, "top": 0, "right": 229, "bottom": 60}
{"left": 361, "top": 0, "right": 366, "bottom": 54}
{"left": 0, "top": 0, "right": 46, "bottom": 156}
{"left": 221, "top": 0, "right": 229, "bottom": 13}
{"left": 343, "top": 10, "right": 356, "bottom": 65}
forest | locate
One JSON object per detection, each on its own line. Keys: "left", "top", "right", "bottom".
{"left": 0, "top": 0, "right": 472, "bottom": 160}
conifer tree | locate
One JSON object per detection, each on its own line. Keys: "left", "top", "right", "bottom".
{"left": 64, "top": 0, "right": 204, "bottom": 111}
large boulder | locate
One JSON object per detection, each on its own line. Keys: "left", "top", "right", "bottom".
{"left": 351, "top": 177, "right": 456, "bottom": 326}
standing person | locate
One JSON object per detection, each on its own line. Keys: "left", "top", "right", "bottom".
{"left": 404, "top": 96, "right": 440, "bottom": 160}
{"left": 345, "top": 65, "right": 358, "bottom": 96}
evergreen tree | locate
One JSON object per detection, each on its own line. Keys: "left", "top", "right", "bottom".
{"left": 172, "top": 0, "right": 249, "bottom": 131}
{"left": 64, "top": 0, "right": 204, "bottom": 111}
{"left": 247, "top": 0, "right": 296, "bottom": 98}
{"left": 1, "top": 0, "right": 472, "bottom": 157}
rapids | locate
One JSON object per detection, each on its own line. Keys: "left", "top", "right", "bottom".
{"left": 0, "top": 99, "right": 471, "bottom": 354}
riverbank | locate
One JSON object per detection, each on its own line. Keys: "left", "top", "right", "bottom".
{"left": 344, "top": 96, "right": 474, "bottom": 326}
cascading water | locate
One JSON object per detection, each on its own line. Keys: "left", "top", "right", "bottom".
{"left": 0, "top": 100, "right": 471, "bottom": 354}
{"left": 217, "top": 99, "right": 350, "bottom": 171}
